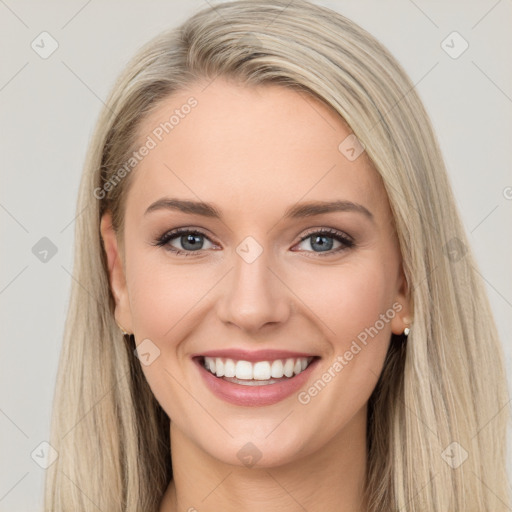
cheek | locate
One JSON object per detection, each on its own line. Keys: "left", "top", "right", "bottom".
{"left": 293, "top": 257, "right": 395, "bottom": 398}
{"left": 124, "top": 250, "right": 223, "bottom": 412}
{"left": 293, "top": 257, "right": 395, "bottom": 345}
{"left": 123, "top": 252, "right": 207, "bottom": 417}
{"left": 126, "top": 251, "right": 217, "bottom": 339}
{"left": 290, "top": 260, "right": 396, "bottom": 436}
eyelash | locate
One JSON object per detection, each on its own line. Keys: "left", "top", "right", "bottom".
{"left": 153, "top": 227, "right": 355, "bottom": 258}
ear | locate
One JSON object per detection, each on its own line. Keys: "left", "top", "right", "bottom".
{"left": 390, "top": 265, "right": 413, "bottom": 335}
{"left": 100, "top": 211, "right": 133, "bottom": 334}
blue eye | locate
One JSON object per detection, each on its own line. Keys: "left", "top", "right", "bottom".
{"left": 154, "top": 227, "right": 354, "bottom": 257}
{"left": 293, "top": 228, "right": 354, "bottom": 256}
{"left": 154, "top": 228, "right": 215, "bottom": 256}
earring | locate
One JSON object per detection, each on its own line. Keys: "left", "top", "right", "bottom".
{"left": 402, "top": 315, "right": 412, "bottom": 336}
{"left": 115, "top": 320, "right": 132, "bottom": 337}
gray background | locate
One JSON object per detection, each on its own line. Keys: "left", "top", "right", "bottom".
{"left": 1, "top": 1, "right": 511, "bottom": 510}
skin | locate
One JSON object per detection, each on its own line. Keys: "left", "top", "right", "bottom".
{"left": 100, "top": 78, "right": 412, "bottom": 512}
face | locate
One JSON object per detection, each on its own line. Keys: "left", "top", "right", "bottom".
{"left": 101, "top": 78, "right": 411, "bottom": 468}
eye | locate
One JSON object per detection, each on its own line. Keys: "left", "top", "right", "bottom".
{"left": 153, "top": 226, "right": 355, "bottom": 258}
{"left": 153, "top": 228, "right": 217, "bottom": 256}
{"left": 292, "top": 228, "right": 354, "bottom": 256}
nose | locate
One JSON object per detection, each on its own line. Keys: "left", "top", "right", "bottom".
{"left": 215, "top": 245, "right": 292, "bottom": 333}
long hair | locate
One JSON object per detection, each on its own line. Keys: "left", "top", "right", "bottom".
{"left": 44, "top": 1, "right": 511, "bottom": 510}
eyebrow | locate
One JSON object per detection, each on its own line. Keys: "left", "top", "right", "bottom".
{"left": 144, "top": 198, "right": 374, "bottom": 222}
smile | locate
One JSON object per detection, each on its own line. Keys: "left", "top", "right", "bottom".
{"left": 202, "top": 356, "right": 315, "bottom": 383}
{"left": 193, "top": 354, "right": 321, "bottom": 406}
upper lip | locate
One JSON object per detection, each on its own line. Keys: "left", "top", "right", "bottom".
{"left": 192, "top": 349, "right": 319, "bottom": 363}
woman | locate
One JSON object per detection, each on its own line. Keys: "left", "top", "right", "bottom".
{"left": 44, "top": 1, "right": 511, "bottom": 510}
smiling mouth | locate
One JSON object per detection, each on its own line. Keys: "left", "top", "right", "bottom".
{"left": 196, "top": 355, "right": 320, "bottom": 386}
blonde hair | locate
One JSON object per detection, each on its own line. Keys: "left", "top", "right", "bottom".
{"left": 44, "top": 1, "right": 511, "bottom": 510}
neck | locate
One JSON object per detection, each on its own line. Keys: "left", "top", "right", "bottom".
{"left": 160, "top": 406, "right": 368, "bottom": 512}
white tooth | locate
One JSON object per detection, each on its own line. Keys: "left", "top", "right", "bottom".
{"left": 214, "top": 358, "right": 224, "bottom": 377}
{"left": 224, "top": 358, "right": 236, "bottom": 378}
{"left": 206, "top": 356, "right": 314, "bottom": 380}
{"left": 271, "top": 359, "right": 284, "bottom": 378}
{"left": 235, "top": 360, "right": 253, "bottom": 380}
{"left": 204, "top": 357, "right": 216, "bottom": 373}
{"left": 253, "top": 361, "right": 271, "bottom": 380}
{"left": 283, "top": 358, "right": 295, "bottom": 377}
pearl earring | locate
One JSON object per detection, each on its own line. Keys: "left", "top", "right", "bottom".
{"left": 402, "top": 316, "right": 412, "bottom": 336}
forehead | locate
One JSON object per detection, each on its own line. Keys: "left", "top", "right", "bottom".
{"left": 127, "top": 78, "right": 387, "bottom": 220}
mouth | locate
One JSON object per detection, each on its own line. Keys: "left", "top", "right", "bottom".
{"left": 190, "top": 348, "right": 322, "bottom": 406}
{"left": 195, "top": 355, "right": 320, "bottom": 386}
{"left": 191, "top": 352, "right": 322, "bottom": 407}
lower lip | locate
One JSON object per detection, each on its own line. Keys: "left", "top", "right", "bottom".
{"left": 193, "top": 357, "right": 320, "bottom": 407}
